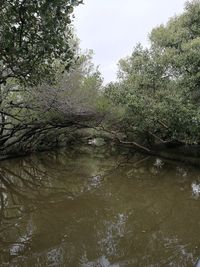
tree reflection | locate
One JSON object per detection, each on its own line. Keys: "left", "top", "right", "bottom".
{"left": 0, "top": 153, "right": 76, "bottom": 264}
{"left": 0, "top": 151, "right": 199, "bottom": 266}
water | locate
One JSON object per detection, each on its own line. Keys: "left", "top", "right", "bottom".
{"left": 0, "top": 147, "right": 200, "bottom": 267}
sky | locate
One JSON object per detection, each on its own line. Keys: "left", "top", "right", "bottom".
{"left": 74, "top": 0, "right": 187, "bottom": 84}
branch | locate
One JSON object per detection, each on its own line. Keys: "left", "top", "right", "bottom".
{"left": 97, "top": 125, "right": 151, "bottom": 153}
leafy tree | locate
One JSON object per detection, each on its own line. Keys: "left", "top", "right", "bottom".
{"left": 0, "top": 0, "right": 82, "bottom": 86}
{"left": 0, "top": 47, "right": 103, "bottom": 156}
{"left": 105, "top": 0, "right": 200, "bottom": 146}
{"left": 28, "top": 48, "right": 103, "bottom": 121}
{"left": 0, "top": 1, "right": 96, "bottom": 156}
{"left": 150, "top": 0, "right": 200, "bottom": 95}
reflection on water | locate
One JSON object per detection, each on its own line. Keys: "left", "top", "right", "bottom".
{"left": 192, "top": 182, "right": 200, "bottom": 199}
{"left": 0, "top": 147, "right": 200, "bottom": 267}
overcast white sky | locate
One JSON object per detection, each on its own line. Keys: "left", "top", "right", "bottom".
{"left": 74, "top": 0, "right": 187, "bottom": 83}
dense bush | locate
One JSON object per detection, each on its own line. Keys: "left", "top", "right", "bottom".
{"left": 104, "top": 0, "right": 200, "bottom": 146}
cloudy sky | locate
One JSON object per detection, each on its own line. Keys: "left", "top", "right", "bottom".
{"left": 74, "top": 0, "right": 187, "bottom": 83}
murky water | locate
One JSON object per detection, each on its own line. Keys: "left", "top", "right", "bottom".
{"left": 0, "top": 147, "right": 200, "bottom": 267}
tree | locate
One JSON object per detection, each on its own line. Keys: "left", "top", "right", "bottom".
{"left": 0, "top": 48, "right": 103, "bottom": 157}
{"left": 104, "top": 0, "right": 200, "bottom": 146}
{"left": 150, "top": 0, "right": 200, "bottom": 95}
{"left": 28, "top": 48, "right": 103, "bottom": 121}
{"left": 0, "top": 1, "right": 102, "bottom": 157}
{"left": 0, "top": 0, "right": 82, "bottom": 86}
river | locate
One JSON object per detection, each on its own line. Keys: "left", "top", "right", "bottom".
{"left": 0, "top": 146, "right": 200, "bottom": 267}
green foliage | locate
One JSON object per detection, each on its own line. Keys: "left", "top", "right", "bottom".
{"left": 0, "top": 45, "right": 105, "bottom": 155}
{"left": 150, "top": 0, "right": 200, "bottom": 92}
{"left": 0, "top": 0, "right": 82, "bottom": 85}
{"left": 105, "top": 0, "right": 200, "bottom": 145}
{"left": 21, "top": 48, "right": 103, "bottom": 123}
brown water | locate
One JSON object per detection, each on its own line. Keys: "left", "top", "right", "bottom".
{"left": 0, "top": 147, "right": 200, "bottom": 267}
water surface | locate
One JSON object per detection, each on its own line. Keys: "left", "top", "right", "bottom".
{"left": 0, "top": 147, "right": 200, "bottom": 267}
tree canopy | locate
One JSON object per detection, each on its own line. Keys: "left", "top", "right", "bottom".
{"left": 104, "top": 0, "right": 200, "bottom": 146}
{"left": 0, "top": 0, "right": 82, "bottom": 85}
